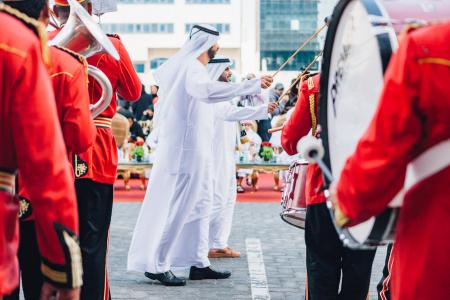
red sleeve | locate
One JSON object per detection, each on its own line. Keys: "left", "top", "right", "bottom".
{"left": 281, "top": 80, "right": 313, "bottom": 155}
{"left": 12, "top": 44, "right": 82, "bottom": 288}
{"left": 336, "top": 33, "right": 422, "bottom": 225}
{"left": 63, "top": 64, "right": 96, "bottom": 154}
{"left": 115, "top": 38, "right": 142, "bottom": 101}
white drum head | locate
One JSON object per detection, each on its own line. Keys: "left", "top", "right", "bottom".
{"left": 346, "top": 217, "right": 375, "bottom": 244}
{"left": 326, "top": 0, "right": 396, "bottom": 179}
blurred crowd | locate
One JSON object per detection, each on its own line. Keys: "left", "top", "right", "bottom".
{"left": 114, "top": 75, "right": 302, "bottom": 193}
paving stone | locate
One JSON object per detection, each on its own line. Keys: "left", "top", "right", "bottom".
{"left": 103, "top": 202, "right": 387, "bottom": 299}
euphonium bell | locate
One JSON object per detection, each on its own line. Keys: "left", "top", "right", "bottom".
{"left": 49, "top": 0, "right": 119, "bottom": 118}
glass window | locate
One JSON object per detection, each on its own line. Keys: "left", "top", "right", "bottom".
{"left": 118, "top": 0, "right": 174, "bottom": 3}
{"left": 186, "top": 0, "right": 230, "bottom": 3}
{"left": 150, "top": 58, "right": 168, "bottom": 69}
{"left": 260, "top": 0, "right": 319, "bottom": 69}
{"left": 134, "top": 63, "right": 145, "bottom": 73}
{"left": 185, "top": 23, "right": 230, "bottom": 34}
{"left": 101, "top": 23, "right": 174, "bottom": 34}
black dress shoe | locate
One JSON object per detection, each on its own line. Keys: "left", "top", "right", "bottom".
{"left": 144, "top": 271, "right": 186, "bottom": 286}
{"left": 189, "top": 266, "right": 231, "bottom": 280}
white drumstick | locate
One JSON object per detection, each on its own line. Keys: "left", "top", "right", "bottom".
{"left": 296, "top": 135, "right": 334, "bottom": 182}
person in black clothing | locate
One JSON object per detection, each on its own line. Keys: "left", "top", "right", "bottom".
{"left": 131, "top": 84, "right": 153, "bottom": 121}
{"left": 118, "top": 108, "right": 146, "bottom": 142}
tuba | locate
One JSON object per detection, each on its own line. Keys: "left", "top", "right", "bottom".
{"left": 49, "top": 0, "right": 119, "bottom": 118}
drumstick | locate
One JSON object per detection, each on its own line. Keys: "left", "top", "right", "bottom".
{"left": 275, "top": 50, "right": 323, "bottom": 106}
{"left": 268, "top": 126, "right": 284, "bottom": 134}
{"left": 48, "top": 8, "right": 60, "bottom": 29}
{"left": 272, "top": 22, "right": 328, "bottom": 78}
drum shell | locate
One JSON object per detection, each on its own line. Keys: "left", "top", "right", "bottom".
{"left": 281, "top": 160, "right": 308, "bottom": 229}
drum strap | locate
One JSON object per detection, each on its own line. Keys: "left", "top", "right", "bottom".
{"left": 404, "top": 138, "right": 450, "bottom": 189}
{"left": 390, "top": 138, "right": 450, "bottom": 206}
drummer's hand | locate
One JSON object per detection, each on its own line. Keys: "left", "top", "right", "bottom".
{"left": 260, "top": 75, "right": 273, "bottom": 89}
{"left": 40, "top": 282, "right": 80, "bottom": 300}
{"left": 281, "top": 95, "right": 289, "bottom": 103}
{"left": 267, "top": 102, "right": 278, "bottom": 114}
{"left": 329, "top": 183, "right": 350, "bottom": 228}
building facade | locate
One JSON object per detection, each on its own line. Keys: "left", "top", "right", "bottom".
{"left": 99, "top": 0, "right": 259, "bottom": 85}
{"left": 260, "top": 0, "right": 320, "bottom": 72}
{"left": 98, "top": 0, "right": 322, "bottom": 87}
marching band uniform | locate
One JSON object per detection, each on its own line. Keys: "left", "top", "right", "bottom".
{"left": 335, "top": 23, "right": 450, "bottom": 300}
{"left": 207, "top": 58, "right": 269, "bottom": 257}
{"left": 74, "top": 31, "right": 141, "bottom": 300}
{"left": 51, "top": 1, "right": 142, "bottom": 297}
{"left": 13, "top": 44, "right": 95, "bottom": 299}
{"left": 0, "top": 5, "right": 82, "bottom": 296}
{"left": 281, "top": 74, "right": 375, "bottom": 300}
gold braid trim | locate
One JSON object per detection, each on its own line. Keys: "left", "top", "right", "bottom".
{"left": 309, "top": 94, "right": 317, "bottom": 136}
{"left": 418, "top": 57, "right": 450, "bottom": 67}
{"left": 52, "top": 45, "right": 89, "bottom": 82}
{"left": 307, "top": 76, "right": 315, "bottom": 90}
{"left": 41, "top": 264, "right": 68, "bottom": 284}
{"left": 0, "top": 3, "right": 50, "bottom": 67}
{"left": 0, "top": 43, "right": 26, "bottom": 58}
{"left": 398, "top": 23, "right": 426, "bottom": 42}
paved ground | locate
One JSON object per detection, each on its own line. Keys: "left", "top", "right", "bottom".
{"left": 109, "top": 202, "right": 387, "bottom": 299}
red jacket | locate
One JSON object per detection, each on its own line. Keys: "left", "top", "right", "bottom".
{"left": 49, "top": 29, "right": 142, "bottom": 184}
{"left": 19, "top": 45, "right": 96, "bottom": 221}
{"left": 336, "top": 23, "right": 450, "bottom": 300}
{"left": 0, "top": 10, "right": 81, "bottom": 294}
{"left": 281, "top": 74, "right": 325, "bottom": 205}
{"left": 78, "top": 34, "right": 141, "bottom": 184}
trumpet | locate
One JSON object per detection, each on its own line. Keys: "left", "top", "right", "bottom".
{"left": 49, "top": 0, "right": 119, "bottom": 118}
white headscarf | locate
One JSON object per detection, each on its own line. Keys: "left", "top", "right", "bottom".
{"left": 207, "top": 56, "right": 231, "bottom": 81}
{"left": 152, "top": 24, "right": 220, "bottom": 129}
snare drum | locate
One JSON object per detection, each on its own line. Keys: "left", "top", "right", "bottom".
{"left": 280, "top": 160, "right": 308, "bottom": 229}
{"left": 320, "top": 0, "right": 450, "bottom": 249}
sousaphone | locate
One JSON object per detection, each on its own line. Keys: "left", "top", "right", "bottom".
{"left": 50, "top": 0, "right": 120, "bottom": 118}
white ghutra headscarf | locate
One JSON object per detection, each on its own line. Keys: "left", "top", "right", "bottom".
{"left": 152, "top": 25, "right": 220, "bottom": 132}
{"left": 207, "top": 57, "right": 232, "bottom": 81}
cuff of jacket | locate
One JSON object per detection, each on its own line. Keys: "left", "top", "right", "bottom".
{"left": 41, "top": 223, "right": 83, "bottom": 288}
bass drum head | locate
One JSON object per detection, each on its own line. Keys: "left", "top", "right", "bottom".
{"left": 320, "top": 0, "right": 397, "bottom": 249}
{"left": 320, "top": 0, "right": 397, "bottom": 181}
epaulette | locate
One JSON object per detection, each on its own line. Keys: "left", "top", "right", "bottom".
{"left": 53, "top": 45, "right": 89, "bottom": 80}
{"left": 398, "top": 22, "right": 427, "bottom": 42}
{"left": 307, "top": 76, "right": 315, "bottom": 90}
{"left": 106, "top": 33, "right": 121, "bottom": 40}
{"left": 0, "top": 3, "right": 50, "bottom": 67}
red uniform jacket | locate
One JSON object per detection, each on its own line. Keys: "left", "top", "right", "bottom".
{"left": 336, "top": 23, "right": 450, "bottom": 300}
{"left": 77, "top": 34, "right": 141, "bottom": 184}
{"left": 19, "top": 46, "right": 96, "bottom": 221}
{"left": 281, "top": 74, "right": 325, "bottom": 205}
{"left": 0, "top": 9, "right": 81, "bottom": 295}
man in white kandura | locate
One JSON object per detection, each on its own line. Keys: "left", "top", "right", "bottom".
{"left": 207, "top": 57, "right": 277, "bottom": 258}
{"left": 127, "top": 25, "right": 273, "bottom": 286}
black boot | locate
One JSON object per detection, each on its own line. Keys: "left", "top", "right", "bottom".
{"left": 189, "top": 266, "right": 231, "bottom": 280}
{"left": 144, "top": 271, "right": 186, "bottom": 286}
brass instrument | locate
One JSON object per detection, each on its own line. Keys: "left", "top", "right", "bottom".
{"left": 50, "top": 0, "right": 119, "bottom": 118}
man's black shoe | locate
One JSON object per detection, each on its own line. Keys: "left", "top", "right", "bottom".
{"left": 189, "top": 266, "right": 231, "bottom": 280}
{"left": 144, "top": 271, "right": 186, "bottom": 286}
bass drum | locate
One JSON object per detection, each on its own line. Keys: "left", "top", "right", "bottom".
{"left": 280, "top": 160, "right": 308, "bottom": 229}
{"left": 319, "top": 0, "right": 450, "bottom": 249}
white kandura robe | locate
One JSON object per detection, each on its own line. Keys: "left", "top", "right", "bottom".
{"left": 128, "top": 59, "right": 261, "bottom": 273}
{"left": 209, "top": 102, "right": 268, "bottom": 249}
